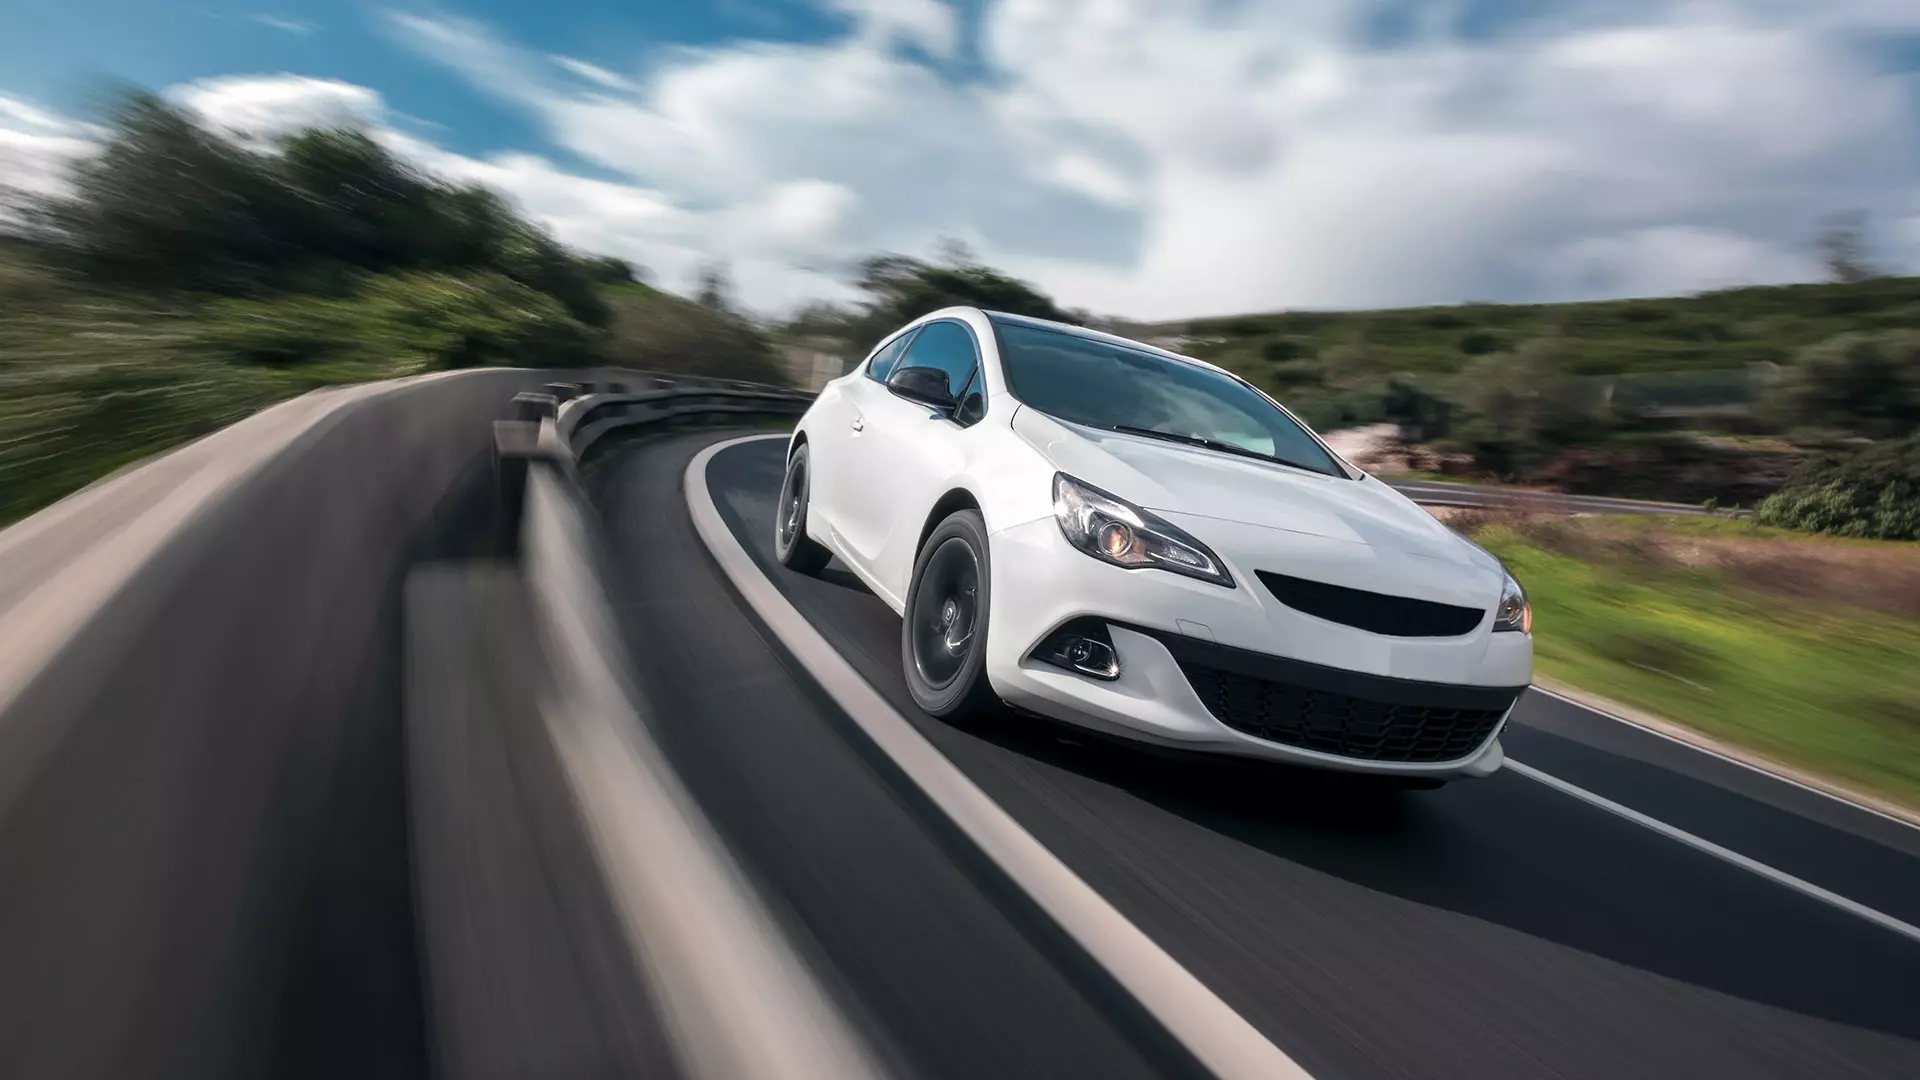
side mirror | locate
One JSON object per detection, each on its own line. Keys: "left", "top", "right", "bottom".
{"left": 887, "top": 365, "right": 959, "bottom": 411}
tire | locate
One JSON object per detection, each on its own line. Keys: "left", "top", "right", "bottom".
{"left": 902, "top": 510, "right": 1000, "bottom": 722}
{"left": 774, "top": 444, "right": 832, "bottom": 575}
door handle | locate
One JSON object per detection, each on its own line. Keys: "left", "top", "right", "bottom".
{"left": 850, "top": 417, "right": 865, "bottom": 432}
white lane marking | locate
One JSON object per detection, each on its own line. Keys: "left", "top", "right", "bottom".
{"left": 525, "top": 465, "right": 888, "bottom": 1080}
{"left": 1506, "top": 760, "right": 1920, "bottom": 946}
{"left": 1528, "top": 685, "right": 1920, "bottom": 835}
{"left": 688, "top": 434, "right": 1316, "bottom": 1080}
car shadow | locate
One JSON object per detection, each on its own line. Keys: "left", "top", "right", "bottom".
{"left": 708, "top": 436, "right": 1920, "bottom": 1044}
{"left": 960, "top": 699, "right": 1920, "bottom": 1043}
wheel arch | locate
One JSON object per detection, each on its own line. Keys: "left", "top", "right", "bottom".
{"left": 915, "top": 487, "right": 985, "bottom": 557}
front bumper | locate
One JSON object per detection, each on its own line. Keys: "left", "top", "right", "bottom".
{"left": 983, "top": 517, "right": 1531, "bottom": 778}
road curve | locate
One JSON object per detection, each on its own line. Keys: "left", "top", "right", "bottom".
{"left": 592, "top": 430, "right": 1920, "bottom": 1080}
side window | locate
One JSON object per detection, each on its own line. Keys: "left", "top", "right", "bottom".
{"left": 895, "top": 320, "right": 980, "bottom": 402}
{"left": 954, "top": 366, "right": 987, "bottom": 426}
{"left": 865, "top": 330, "right": 916, "bottom": 383}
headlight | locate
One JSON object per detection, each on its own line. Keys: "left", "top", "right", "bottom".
{"left": 1052, "top": 473, "right": 1234, "bottom": 588}
{"left": 1493, "top": 571, "right": 1531, "bottom": 633}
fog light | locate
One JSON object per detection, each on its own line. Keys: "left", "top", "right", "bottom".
{"left": 1033, "top": 618, "right": 1121, "bottom": 680}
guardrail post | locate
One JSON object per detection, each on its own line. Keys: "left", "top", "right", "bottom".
{"left": 494, "top": 420, "right": 543, "bottom": 554}
{"left": 514, "top": 392, "right": 558, "bottom": 422}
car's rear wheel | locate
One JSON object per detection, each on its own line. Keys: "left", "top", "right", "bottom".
{"left": 774, "top": 444, "right": 832, "bottom": 575}
{"left": 903, "top": 510, "right": 1000, "bottom": 722}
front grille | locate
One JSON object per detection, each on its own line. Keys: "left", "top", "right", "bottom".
{"left": 1181, "top": 662, "right": 1508, "bottom": 762}
{"left": 1257, "top": 570, "right": 1485, "bottom": 638}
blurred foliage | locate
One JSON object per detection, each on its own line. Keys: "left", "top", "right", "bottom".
{"left": 605, "top": 282, "right": 789, "bottom": 385}
{"left": 21, "top": 95, "right": 616, "bottom": 328}
{"left": 1759, "top": 331, "right": 1920, "bottom": 439}
{"left": 1170, "top": 275, "right": 1920, "bottom": 383}
{"left": 0, "top": 91, "right": 786, "bottom": 525}
{"left": 1755, "top": 435, "right": 1920, "bottom": 540}
{"left": 786, "top": 249, "right": 1076, "bottom": 354}
{"left": 193, "top": 272, "right": 601, "bottom": 370}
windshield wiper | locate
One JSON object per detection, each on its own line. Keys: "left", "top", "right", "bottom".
{"left": 1104, "top": 424, "right": 1319, "bottom": 474}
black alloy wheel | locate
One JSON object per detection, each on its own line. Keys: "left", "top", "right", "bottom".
{"left": 774, "top": 444, "right": 832, "bottom": 574}
{"left": 902, "top": 509, "right": 1000, "bottom": 722}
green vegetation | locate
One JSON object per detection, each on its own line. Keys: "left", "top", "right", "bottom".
{"left": 606, "top": 280, "right": 791, "bottom": 385}
{"left": 1468, "top": 515, "right": 1920, "bottom": 810}
{"left": 1755, "top": 434, "right": 1920, "bottom": 539}
{"left": 1165, "top": 276, "right": 1920, "bottom": 383}
{"left": 779, "top": 243, "right": 1076, "bottom": 354}
{"left": 0, "top": 92, "right": 785, "bottom": 526}
{"left": 1139, "top": 275, "right": 1920, "bottom": 513}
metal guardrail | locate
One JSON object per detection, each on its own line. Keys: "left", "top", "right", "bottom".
{"left": 489, "top": 377, "right": 883, "bottom": 1080}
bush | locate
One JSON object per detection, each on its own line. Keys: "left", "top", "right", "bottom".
{"left": 1458, "top": 330, "right": 1504, "bottom": 356}
{"left": 607, "top": 284, "right": 790, "bottom": 385}
{"left": 195, "top": 271, "right": 601, "bottom": 374}
{"left": 1261, "top": 337, "right": 1311, "bottom": 363}
{"left": 1760, "top": 331, "right": 1920, "bottom": 439}
{"left": 1755, "top": 435, "right": 1920, "bottom": 540}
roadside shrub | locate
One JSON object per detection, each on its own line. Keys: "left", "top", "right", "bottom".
{"left": 196, "top": 271, "right": 601, "bottom": 373}
{"left": 1261, "top": 337, "right": 1311, "bottom": 363}
{"left": 608, "top": 284, "right": 791, "bottom": 385}
{"left": 1458, "top": 330, "right": 1505, "bottom": 355}
{"left": 1755, "top": 435, "right": 1920, "bottom": 540}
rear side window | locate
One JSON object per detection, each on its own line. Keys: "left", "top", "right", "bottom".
{"left": 896, "top": 320, "right": 980, "bottom": 401}
{"left": 865, "top": 330, "right": 917, "bottom": 382}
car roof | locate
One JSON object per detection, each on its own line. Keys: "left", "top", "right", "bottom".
{"left": 977, "top": 309, "right": 1230, "bottom": 375}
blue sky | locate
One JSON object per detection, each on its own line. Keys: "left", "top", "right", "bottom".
{"left": 2, "top": 0, "right": 1918, "bottom": 317}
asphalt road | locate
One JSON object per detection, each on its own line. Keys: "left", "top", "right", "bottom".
{"left": 1380, "top": 477, "right": 1714, "bottom": 516}
{"left": 592, "top": 430, "right": 1920, "bottom": 1080}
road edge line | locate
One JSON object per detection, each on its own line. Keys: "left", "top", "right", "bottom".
{"left": 1505, "top": 759, "right": 1920, "bottom": 945}
{"left": 1530, "top": 679, "right": 1920, "bottom": 833}
{"left": 686, "top": 433, "right": 1315, "bottom": 1080}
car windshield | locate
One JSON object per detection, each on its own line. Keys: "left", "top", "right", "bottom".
{"left": 992, "top": 319, "right": 1344, "bottom": 477}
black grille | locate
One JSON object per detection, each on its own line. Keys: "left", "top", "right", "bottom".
{"left": 1257, "top": 570, "right": 1485, "bottom": 638}
{"left": 1181, "top": 662, "right": 1508, "bottom": 762}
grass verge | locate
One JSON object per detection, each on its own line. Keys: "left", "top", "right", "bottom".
{"left": 1469, "top": 516, "right": 1920, "bottom": 812}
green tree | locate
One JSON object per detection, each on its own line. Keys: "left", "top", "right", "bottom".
{"left": 24, "top": 91, "right": 615, "bottom": 326}
{"left": 1818, "top": 210, "right": 1880, "bottom": 285}
{"left": 842, "top": 253, "right": 1074, "bottom": 347}
{"left": 1762, "top": 331, "right": 1920, "bottom": 438}
{"left": 695, "top": 261, "right": 737, "bottom": 314}
{"left": 1450, "top": 338, "right": 1598, "bottom": 475}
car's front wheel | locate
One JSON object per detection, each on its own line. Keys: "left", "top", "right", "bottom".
{"left": 902, "top": 509, "right": 1000, "bottom": 722}
{"left": 774, "top": 444, "right": 832, "bottom": 575}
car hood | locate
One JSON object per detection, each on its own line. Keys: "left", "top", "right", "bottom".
{"left": 1011, "top": 407, "right": 1485, "bottom": 567}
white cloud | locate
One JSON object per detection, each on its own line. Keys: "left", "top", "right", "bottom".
{"left": 0, "top": 97, "right": 102, "bottom": 208}
{"left": 249, "top": 14, "right": 316, "bottom": 36}
{"left": 171, "top": 75, "right": 385, "bottom": 145}
{"left": 374, "top": 1, "right": 1919, "bottom": 318}
{"left": 552, "top": 55, "right": 639, "bottom": 93}
{"left": 9, "top": 1, "right": 1918, "bottom": 322}
{"left": 825, "top": 0, "right": 960, "bottom": 59}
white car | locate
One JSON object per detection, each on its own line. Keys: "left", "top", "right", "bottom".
{"left": 775, "top": 307, "right": 1532, "bottom": 785}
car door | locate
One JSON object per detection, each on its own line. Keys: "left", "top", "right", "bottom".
{"left": 808, "top": 327, "right": 916, "bottom": 548}
{"left": 842, "top": 319, "right": 988, "bottom": 603}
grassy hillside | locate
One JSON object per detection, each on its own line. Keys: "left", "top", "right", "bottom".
{"left": 1157, "top": 276, "right": 1920, "bottom": 382}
